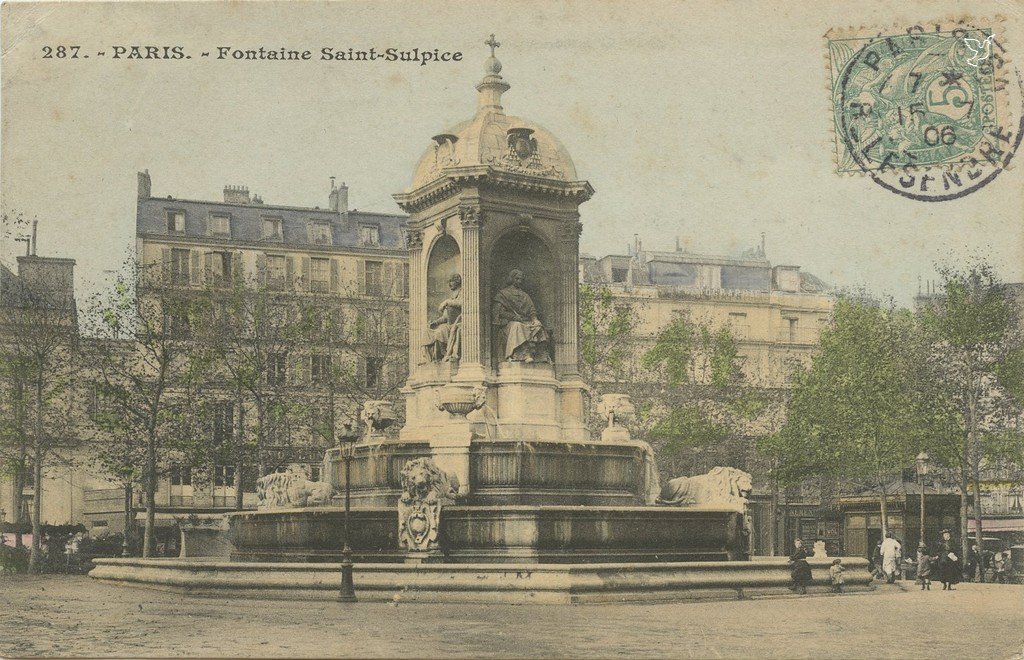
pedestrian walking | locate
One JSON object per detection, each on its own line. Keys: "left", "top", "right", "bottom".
{"left": 936, "top": 529, "right": 962, "bottom": 591}
{"left": 965, "top": 544, "right": 981, "bottom": 582}
{"left": 917, "top": 544, "right": 933, "bottom": 590}
{"left": 871, "top": 540, "right": 883, "bottom": 579}
{"left": 993, "top": 551, "right": 1008, "bottom": 584}
{"left": 880, "top": 531, "right": 902, "bottom": 584}
{"left": 789, "top": 538, "right": 812, "bottom": 595}
{"left": 829, "top": 558, "right": 845, "bottom": 593}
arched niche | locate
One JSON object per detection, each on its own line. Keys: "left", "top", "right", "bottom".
{"left": 488, "top": 230, "right": 559, "bottom": 366}
{"left": 426, "top": 234, "right": 461, "bottom": 323}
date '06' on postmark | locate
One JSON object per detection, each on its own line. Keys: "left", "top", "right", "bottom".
{"left": 827, "top": 22, "right": 1023, "bottom": 201}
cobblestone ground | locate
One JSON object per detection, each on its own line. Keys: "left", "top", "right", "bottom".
{"left": 1, "top": 576, "right": 1023, "bottom": 658}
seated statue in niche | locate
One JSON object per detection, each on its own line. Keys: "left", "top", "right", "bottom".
{"left": 424, "top": 273, "right": 462, "bottom": 362}
{"left": 492, "top": 269, "right": 552, "bottom": 363}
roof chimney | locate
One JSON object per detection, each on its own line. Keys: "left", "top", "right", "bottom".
{"left": 137, "top": 170, "right": 152, "bottom": 199}
{"left": 223, "top": 185, "right": 251, "bottom": 204}
{"left": 329, "top": 179, "right": 348, "bottom": 213}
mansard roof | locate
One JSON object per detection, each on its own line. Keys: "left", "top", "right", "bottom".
{"left": 136, "top": 196, "right": 408, "bottom": 251}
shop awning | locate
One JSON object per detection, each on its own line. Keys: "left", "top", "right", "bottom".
{"left": 968, "top": 518, "right": 1024, "bottom": 533}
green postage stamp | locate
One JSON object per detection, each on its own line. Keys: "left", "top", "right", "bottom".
{"left": 827, "top": 20, "right": 1022, "bottom": 201}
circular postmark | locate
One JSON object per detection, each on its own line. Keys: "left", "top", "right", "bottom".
{"left": 830, "top": 23, "right": 1023, "bottom": 201}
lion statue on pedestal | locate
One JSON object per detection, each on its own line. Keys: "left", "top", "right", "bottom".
{"left": 398, "top": 458, "right": 460, "bottom": 552}
{"left": 656, "top": 466, "right": 753, "bottom": 510}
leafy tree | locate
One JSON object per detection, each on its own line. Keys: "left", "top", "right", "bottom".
{"left": 83, "top": 257, "right": 205, "bottom": 557}
{"left": 918, "top": 264, "right": 1024, "bottom": 555}
{"left": 579, "top": 284, "right": 640, "bottom": 385}
{"left": 640, "top": 312, "right": 763, "bottom": 479}
{"left": 189, "top": 276, "right": 303, "bottom": 509}
{"left": 0, "top": 259, "right": 81, "bottom": 572}
{"left": 761, "top": 296, "right": 928, "bottom": 535}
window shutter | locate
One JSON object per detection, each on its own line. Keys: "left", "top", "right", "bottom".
{"left": 204, "top": 252, "right": 214, "bottom": 281}
{"left": 286, "top": 256, "right": 295, "bottom": 289}
{"left": 301, "top": 257, "right": 312, "bottom": 292}
{"left": 330, "top": 258, "right": 339, "bottom": 293}
{"left": 233, "top": 251, "right": 244, "bottom": 282}
{"left": 161, "top": 248, "right": 171, "bottom": 282}
{"left": 190, "top": 250, "right": 202, "bottom": 285}
{"left": 255, "top": 253, "right": 267, "bottom": 284}
{"left": 358, "top": 260, "right": 366, "bottom": 296}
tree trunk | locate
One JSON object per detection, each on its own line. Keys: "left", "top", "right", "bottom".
{"left": 971, "top": 457, "right": 985, "bottom": 582}
{"left": 28, "top": 377, "right": 44, "bottom": 573}
{"left": 123, "top": 482, "right": 134, "bottom": 554}
{"left": 879, "top": 482, "right": 889, "bottom": 538}
{"left": 143, "top": 433, "right": 157, "bottom": 558}
{"left": 28, "top": 447, "right": 43, "bottom": 573}
{"left": 13, "top": 451, "right": 25, "bottom": 548}
{"left": 234, "top": 396, "right": 245, "bottom": 511}
{"left": 959, "top": 471, "right": 970, "bottom": 568}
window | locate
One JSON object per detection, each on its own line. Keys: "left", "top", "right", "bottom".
{"left": 364, "top": 356, "right": 384, "bottom": 389}
{"left": 611, "top": 267, "right": 628, "bottom": 283}
{"left": 311, "top": 354, "right": 332, "bottom": 385}
{"left": 166, "top": 210, "right": 185, "bottom": 233}
{"left": 364, "top": 260, "right": 383, "bottom": 296}
{"left": 170, "top": 464, "right": 192, "bottom": 487}
{"left": 402, "top": 263, "right": 409, "bottom": 298}
{"left": 728, "top": 312, "right": 748, "bottom": 340}
{"left": 209, "top": 214, "right": 231, "bottom": 236}
{"left": 267, "top": 353, "right": 287, "bottom": 386}
{"left": 209, "top": 251, "right": 233, "bottom": 286}
{"left": 211, "top": 401, "right": 234, "bottom": 446}
{"left": 169, "top": 248, "right": 190, "bottom": 285}
{"left": 787, "top": 317, "right": 798, "bottom": 343}
{"left": 164, "top": 310, "right": 191, "bottom": 339}
{"left": 310, "top": 257, "right": 330, "bottom": 293}
{"left": 266, "top": 254, "right": 286, "bottom": 289}
{"left": 359, "top": 225, "right": 380, "bottom": 246}
{"left": 309, "top": 465, "right": 322, "bottom": 482}
{"left": 214, "top": 465, "right": 235, "bottom": 488}
{"left": 262, "top": 217, "right": 283, "bottom": 240}
{"left": 310, "top": 221, "right": 332, "bottom": 245}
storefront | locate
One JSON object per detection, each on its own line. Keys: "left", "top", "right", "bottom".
{"left": 839, "top": 486, "right": 961, "bottom": 559}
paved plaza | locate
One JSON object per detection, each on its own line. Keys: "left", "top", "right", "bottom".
{"left": 1, "top": 576, "right": 1022, "bottom": 658}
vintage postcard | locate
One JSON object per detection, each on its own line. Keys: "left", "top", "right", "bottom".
{"left": 1, "top": 1, "right": 1023, "bottom": 658}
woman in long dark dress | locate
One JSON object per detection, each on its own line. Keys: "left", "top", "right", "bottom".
{"left": 790, "top": 538, "right": 813, "bottom": 594}
{"left": 936, "top": 529, "right": 962, "bottom": 590}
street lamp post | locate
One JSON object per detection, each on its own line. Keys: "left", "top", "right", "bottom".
{"left": 916, "top": 452, "right": 929, "bottom": 549}
{"left": 337, "top": 421, "right": 359, "bottom": 603}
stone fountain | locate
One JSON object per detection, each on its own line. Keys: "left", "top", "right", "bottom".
{"left": 90, "top": 39, "right": 872, "bottom": 601}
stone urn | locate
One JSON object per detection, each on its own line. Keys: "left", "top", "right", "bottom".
{"left": 435, "top": 384, "right": 487, "bottom": 417}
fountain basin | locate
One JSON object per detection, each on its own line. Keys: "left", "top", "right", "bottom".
{"left": 227, "top": 505, "right": 747, "bottom": 563}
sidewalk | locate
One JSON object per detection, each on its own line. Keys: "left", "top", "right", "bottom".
{"left": 1, "top": 575, "right": 1022, "bottom": 658}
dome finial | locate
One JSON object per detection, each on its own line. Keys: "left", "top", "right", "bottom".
{"left": 486, "top": 33, "right": 501, "bottom": 58}
{"left": 477, "top": 33, "right": 510, "bottom": 111}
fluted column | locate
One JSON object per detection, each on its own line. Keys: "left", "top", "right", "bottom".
{"left": 458, "top": 207, "right": 483, "bottom": 369}
{"left": 406, "top": 228, "right": 424, "bottom": 374}
{"left": 557, "top": 218, "right": 583, "bottom": 375}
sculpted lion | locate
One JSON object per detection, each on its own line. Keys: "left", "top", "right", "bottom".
{"left": 256, "top": 464, "right": 335, "bottom": 510}
{"left": 399, "top": 458, "right": 460, "bottom": 506}
{"left": 657, "top": 466, "right": 753, "bottom": 510}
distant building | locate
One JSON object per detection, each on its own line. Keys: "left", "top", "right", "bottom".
{"left": 581, "top": 235, "right": 833, "bottom": 389}
{"left": 124, "top": 172, "right": 410, "bottom": 547}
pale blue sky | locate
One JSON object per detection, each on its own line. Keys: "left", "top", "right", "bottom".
{"left": 3, "top": 0, "right": 1022, "bottom": 304}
